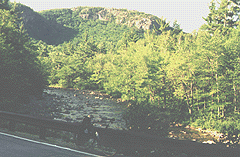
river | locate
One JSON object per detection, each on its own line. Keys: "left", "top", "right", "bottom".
{"left": 19, "top": 87, "right": 237, "bottom": 149}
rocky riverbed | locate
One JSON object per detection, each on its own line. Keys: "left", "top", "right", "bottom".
{"left": 18, "top": 87, "right": 238, "bottom": 148}
{"left": 5, "top": 87, "right": 239, "bottom": 156}
{"left": 21, "top": 88, "right": 226, "bottom": 141}
{"left": 20, "top": 87, "right": 127, "bottom": 130}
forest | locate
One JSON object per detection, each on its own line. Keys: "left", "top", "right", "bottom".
{"left": 1, "top": 0, "right": 240, "bottom": 140}
{"left": 0, "top": 1, "right": 47, "bottom": 111}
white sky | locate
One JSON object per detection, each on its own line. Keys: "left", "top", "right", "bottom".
{"left": 11, "top": 0, "right": 212, "bottom": 33}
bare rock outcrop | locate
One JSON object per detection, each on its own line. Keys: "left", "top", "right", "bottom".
{"left": 74, "top": 7, "right": 161, "bottom": 30}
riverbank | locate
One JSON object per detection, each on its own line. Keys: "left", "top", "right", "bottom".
{"left": 168, "top": 123, "right": 240, "bottom": 149}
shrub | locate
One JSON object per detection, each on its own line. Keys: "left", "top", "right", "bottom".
{"left": 123, "top": 100, "right": 170, "bottom": 137}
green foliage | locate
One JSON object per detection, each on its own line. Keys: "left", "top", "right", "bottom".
{"left": 0, "top": 0, "right": 10, "bottom": 10}
{"left": 123, "top": 100, "right": 170, "bottom": 137}
{"left": 0, "top": 8, "right": 48, "bottom": 111}
{"left": 153, "top": 17, "right": 172, "bottom": 35}
{"left": 37, "top": 39, "right": 99, "bottom": 90}
{"left": 12, "top": 2, "right": 240, "bottom": 138}
{"left": 172, "top": 20, "right": 183, "bottom": 34}
{"left": 201, "top": 0, "right": 240, "bottom": 34}
{"left": 191, "top": 115, "right": 240, "bottom": 146}
{"left": 89, "top": 31, "right": 190, "bottom": 129}
{"left": 37, "top": 7, "right": 144, "bottom": 46}
{"left": 89, "top": 24, "right": 240, "bottom": 136}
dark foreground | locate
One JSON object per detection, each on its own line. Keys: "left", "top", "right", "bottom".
{"left": 0, "top": 132, "right": 100, "bottom": 157}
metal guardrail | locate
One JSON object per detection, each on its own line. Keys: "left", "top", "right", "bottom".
{"left": 0, "top": 111, "right": 240, "bottom": 156}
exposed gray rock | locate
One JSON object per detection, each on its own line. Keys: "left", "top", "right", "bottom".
{"left": 72, "top": 7, "right": 162, "bottom": 31}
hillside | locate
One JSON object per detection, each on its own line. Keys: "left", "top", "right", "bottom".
{"left": 16, "top": 4, "right": 170, "bottom": 45}
{"left": 41, "top": 6, "right": 161, "bottom": 30}
{"left": 17, "top": 4, "right": 77, "bottom": 45}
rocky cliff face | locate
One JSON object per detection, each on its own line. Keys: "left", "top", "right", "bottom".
{"left": 71, "top": 7, "right": 161, "bottom": 30}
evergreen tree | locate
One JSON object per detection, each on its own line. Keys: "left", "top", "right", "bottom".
{"left": 0, "top": 0, "right": 10, "bottom": 10}
{"left": 201, "top": 0, "right": 240, "bottom": 34}
{"left": 0, "top": 6, "right": 47, "bottom": 111}
{"left": 172, "top": 20, "right": 183, "bottom": 34}
{"left": 153, "top": 17, "right": 170, "bottom": 35}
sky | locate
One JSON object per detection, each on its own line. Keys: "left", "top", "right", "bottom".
{"left": 10, "top": 0, "right": 212, "bottom": 33}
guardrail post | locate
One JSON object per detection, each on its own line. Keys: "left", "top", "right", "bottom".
{"left": 39, "top": 127, "right": 46, "bottom": 140}
{"left": 8, "top": 120, "right": 15, "bottom": 132}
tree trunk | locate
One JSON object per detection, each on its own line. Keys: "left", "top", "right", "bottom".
{"left": 182, "top": 81, "right": 191, "bottom": 114}
{"left": 163, "top": 77, "right": 166, "bottom": 108}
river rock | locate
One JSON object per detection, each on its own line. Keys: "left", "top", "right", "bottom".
{"left": 22, "top": 87, "right": 127, "bottom": 130}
